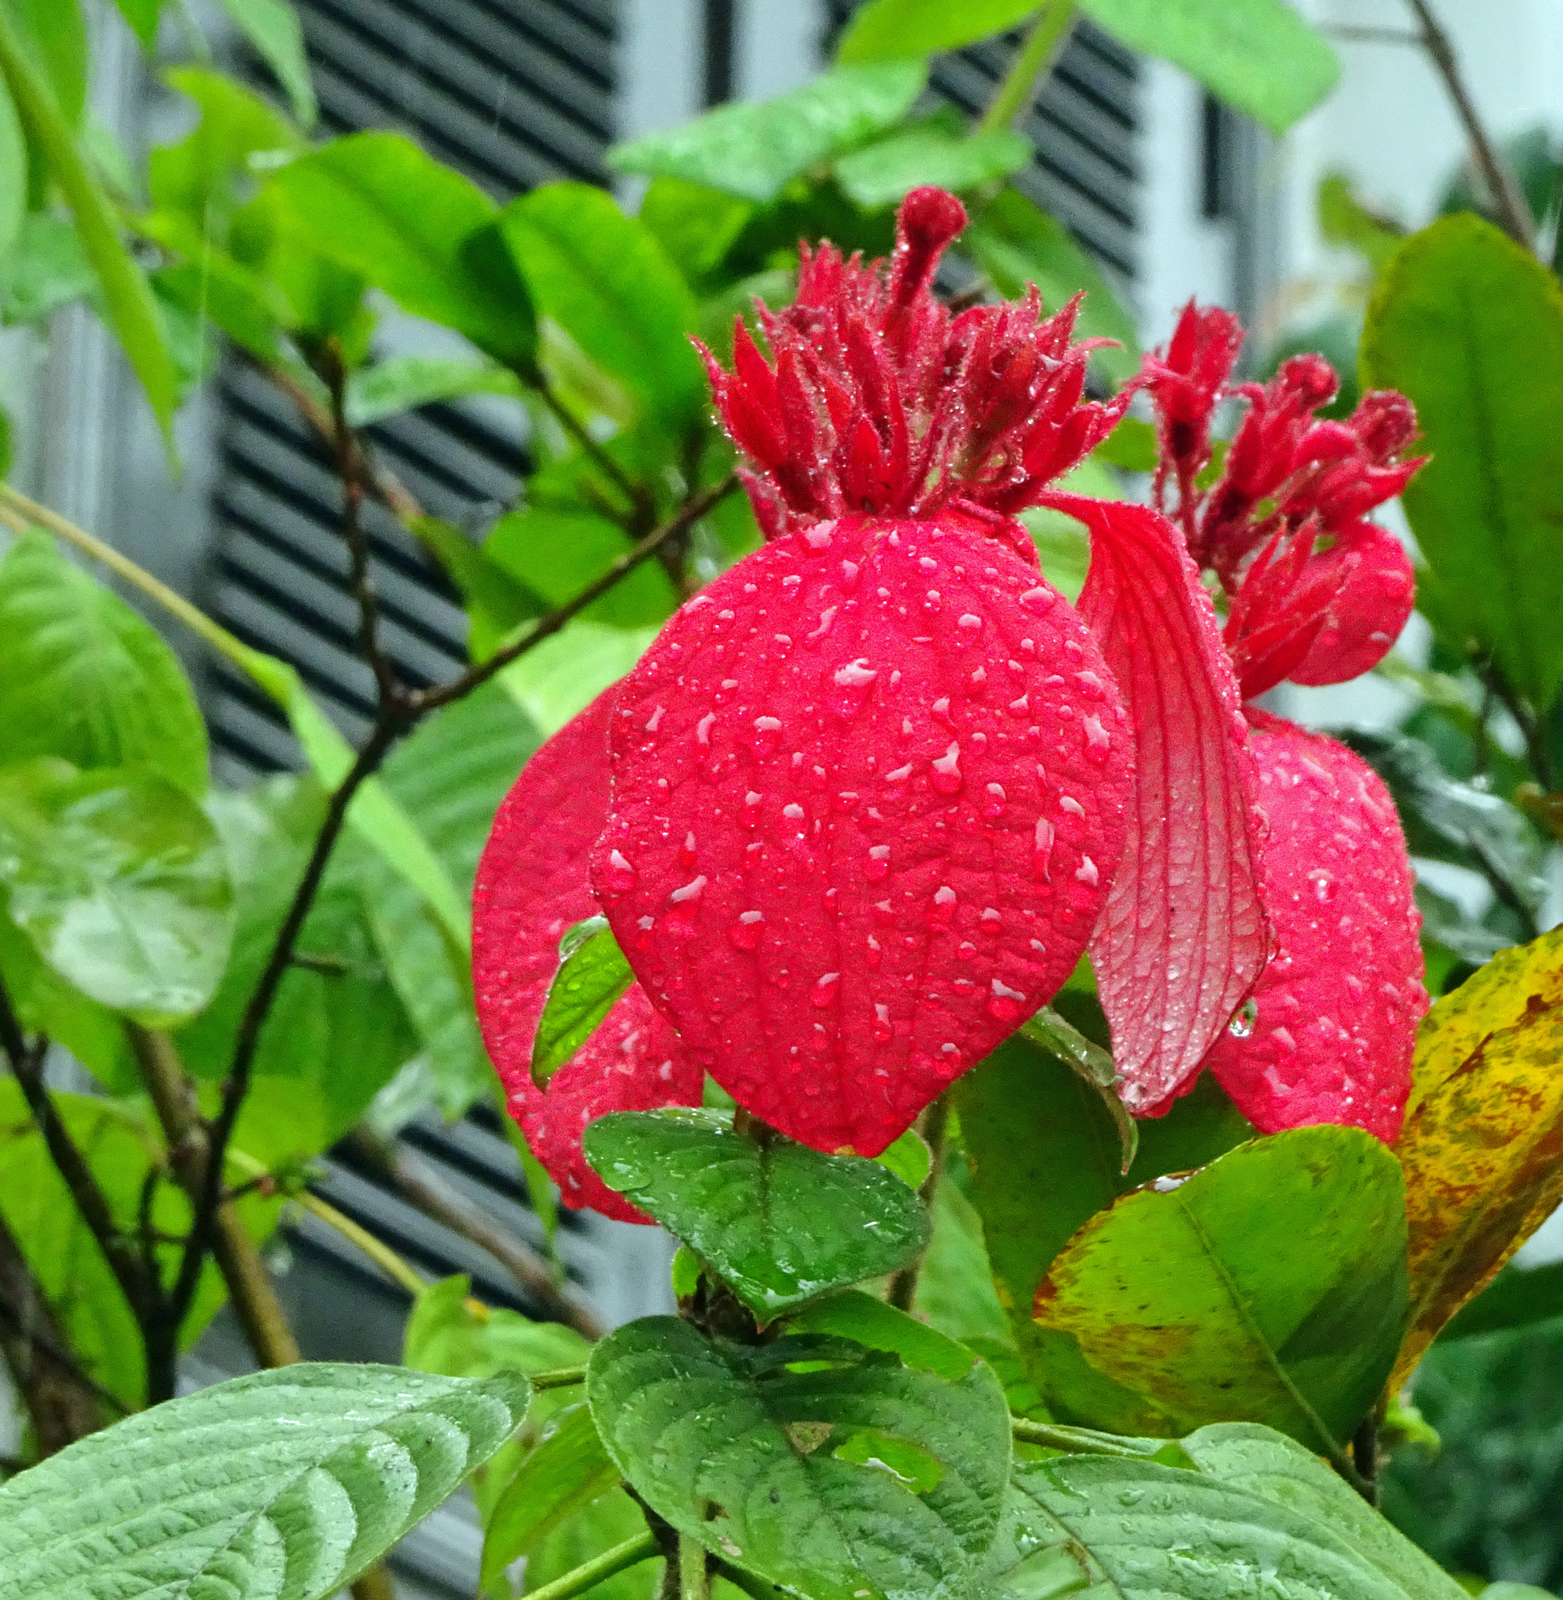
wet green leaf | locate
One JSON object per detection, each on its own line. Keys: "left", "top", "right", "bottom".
{"left": 589, "top": 1316, "right": 1010, "bottom": 1600}
{"left": 345, "top": 355, "right": 524, "bottom": 425}
{"left": 786, "top": 1289, "right": 978, "bottom": 1381}
{"left": 610, "top": 61, "right": 927, "bottom": 203}
{"left": 834, "top": 121, "right": 1029, "bottom": 209}
{"left": 583, "top": 1108, "right": 930, "bottom": 1320}
{"left": 215, "top": 0, "right": 315, "bottom": 126}
{"left": 836, "top": 0, "right": 1039, "bottom": 63}
{"left": 531, "top": 916, "right": 634, "bottom": 1089}
{"left": 0, "top": 759, "right": 233, "bottom": 1023}
{"left": 0, "top": 532, "right": 208, "bottom": 796}
{"left": 405, "top": 1274, "right": 590, "bottom": 1381}
{"left": 1363, "top": 214, "right": 1563, "bottom": 708}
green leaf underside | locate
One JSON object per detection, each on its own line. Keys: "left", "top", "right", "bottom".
{"left": 531, "top": 916, "right": 634, "bottom": 1088}
{"left": 987, "top": 1421, "right": 1467, "bottom": 1599}
{"left": 0, "top": 759, "right": 233, "bottom": 1022}
{"left": 588, "top": 1317, "right": 1010, "bottom": 1600}
{"left": 1362, "top": 213, "right": 1563, "bottom": 709}
{"left": 0, "top": 532, "right": 209, "bottom": 797}
{"left": 0, "top": 1363, "right": 530, "bottom": 1600}
{"left": 608, "top": 61, "right": 927, "bottom": 203}
{"left": 1034, "top": 1126, "right": 1409, "bottom": 1453}
{"left": 1077, "top": 0, "right": 1340, "bottom": 134}
{"left": 582, "top": 1108, "right": 930, "bottom": 1319}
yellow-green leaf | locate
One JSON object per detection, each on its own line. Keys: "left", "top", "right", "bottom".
{"left": 1392, "top": 925, "right": 1563, "bottom": 1386}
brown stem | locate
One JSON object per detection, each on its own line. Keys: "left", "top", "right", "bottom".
{"left": 129, "top": 1026, "right": 302, "bottom": 1371}
{"left": 1406, "top": 0, "right": 1536, "bottom": 247}
{"left": 412, "top": 472, "right": 737, "bottom": 714}
{"left": 0, "top": 1210, "right": 106, "bottom": 1454}
{"left": 887, "top": 1094, "right": 950, "bottom": 1312}
{"left": 345, "top": 1130, "right": 604, "bottom": 1341}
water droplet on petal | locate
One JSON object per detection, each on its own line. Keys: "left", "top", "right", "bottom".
{"left": 812, "top": 972, "right": 840, "bottom": 1007}
{"left": 1075, "top": 856, "right": 1099, "bottom": 887}
{"left": 729, "top": 911, "right": 764, "bottom": 950}
{"left": 604, "top": 850, "right": 636, "bottom": 892}
{"left": 1228, "top": 998, "right": 1258, "bottom": 1039}
{"left": 696, "top": 711, "right": 716, "bottom": 745}
{"left": 669, "top": 874, "right": 707, "bottom": 905}
{"left": 678, "top": 831, "right": 697, "bottom": 869}
{"left": 1021, "top": 586, "right": 1057, "bottom": 614}
{"left": 931, "top": 741, "right": 962, "bottom": 795}
{"left": 987, "top": 978, "right": 1027, "bottom": 1022}
{"left": 983, "top": 782, "right": 1007, "bottom": 819}
{"left": 1033, "top": 819, "right": 1055, "bottom": 882}
{"left": 866, "top": 845, "right": 891, "bottom": 881}
{"left": 871, "top": 1004, "right": 893, "bottom": 1043}
{"left": 928, "top": 885, "right": 957, "bottom": 927}
{"left": 958, "top": 612, "right": 983, "bottom": 635}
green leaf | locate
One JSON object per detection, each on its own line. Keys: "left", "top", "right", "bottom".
{"left": 1, "top": 0, "right": 87, "bottom": 126}
{"left": 589, "top": 1316, "right": 1010, "bottom": 1600}
{"left": 526, "top": 1489, "right": 663, "bottom": 1600}
{"left": 1441, "top": 1259, "right": 1563, "bottom": 1341}
{"left": 989, "top": 1424, "right": 1469, "bottom": 1600}
{"left": 0, "top": 1362, "right": 530, "bottom": 1600}
{"left": 498, "top": 182, "right": 704, "bottom": 422}
{"left": 1077, "top": 0, "right": 1340, "bottom": 134}
{"left": 1362, "top": 213, "right": 1563, "bottom": 708}
{"left": 481, "top": 1403, "right": 619, "bottom": 1592}
{"left": 1319, "top": 170, "right": 1404, "bottom": 277}
{"left": 913, "top": 1168, "right": 1011, "bottom": 1346}
{"left": 0, "top": 532, "right": 208, "bottom": 795}
{"left": 786, "top": 1289, "right": 980, "bottom": 1381}
{"left": 0, "top": 759, "right": 233, "bottom": 1023}
{"left": 834, "top": 121, "right": 1030, "bottom": 209}
{"left": 1034, "top": 1126, "right": 1408, "bottom": 1454}
{"left": 215, "top": 0, "right": 316, "bottom": 127}
{"left": 0, "top": 2, "right": 178, "bottom": 432}
{"left": 610, "top": 61, "right": 927, "bottom": 204}
{"left": 0, "top": 212, "right": 94, "bottom": 322}
{"left": 405, "top": 1274, "right": 590, "bottom": 1380}
{"left": 964, "top": 187, "right": 1140, "bottom": 383}
{"left": 0, "top": 79, "right": 24, "bottom": 259}
{"left": 497, "top": 620, "right": 656, "bottom": 737}
{"left": 268, "top": 132, "right": 535, "bottom": 370}
{"left": 345, "top": 354, "right": 524, "bottom": 425}
{"left": 485, "top": 507, "right": 679, "bottom": 631}
{"left": 531, "top": 916, "right": 635, "bottom": 1089}
{"left": 638, "top": 176, "right": 754, "bottom": 282}
{"left": 586, "top": 1109, "right": 931, "bottom": 1320}
{"left": 836, "top": 0, "right": 1040, "bottom": 63}
{"left": 1019, "top": 1005, "right": 1136, "bottom": 1170}
{"left": 874, "top": 1125, "right": 932, "bottom": 1190}
{"left": 108, "top": 0, "right": 161, "bottom": 49}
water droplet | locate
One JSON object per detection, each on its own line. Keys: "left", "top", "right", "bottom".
{"left": 806, "top": 606, "right": 839, "bottom": 641}
{"left": 1081, "top": 715, "right": 1112, "bottom": 762}
{"left": 678, "top": 831, "right": 698, "bottom": 869}
{"left": 669, "top": 874, "right": 707, "bottom": 905}
{"left": 645, "top": 705, "right": 665, "bottom": 732}
{"left": 1020, "top": 586, "right": 1057, "bottom": 614}
{"left": 980, "top": 907, "right": 1002, "bottom": 935}
{"left": 834, "top": 658, "right": 877, "bottom": 688}
{"left": 1309, "top": 869, "right": 1337, "bottom": 903}
{"left": 1060, "top": 795, "right": 1086, "bottom": 819}
{"left": 1228, "top": 998, "right": 1258, "bottom": 1039}
{"left": 729, "top": 911, "right": 764, "bottom": 949}
{"left": 958, "top": 941, "right": 978, "bottom": 962}
{"left": 871, "top": 1004, "right": 893, "bottom": 1043}
{"left": 866, "top": 935, "right": 883, "bottom": 967}
{"left": 987, "top": 977, "right": 1027, "bottom": 1022}
{"left": 966, "top": 665, "right": 988, "bottom": 696}
{"left": 804, "top": 519, "right": 836, "bottom": 550}
{"left": 812, "top": 972, "right": 840, "bottom": 1008}
{"left": 957, "top": 612, "right": 983, "bottom": 635}
{"left": 918, "top": 556, "right": 938, "bottom": 573}
{"left": 1033, "top": 819, "right": 1055, "bottom": 882}
{"left": 928, "top": 885, "right": 957, "bottom": 927}
{"left": 1007, "top": 695, "right": 1030, "bottom": 718}
{"left": 983, "top": 783, "right": 1007, "bottom": 819}
{"left": 931, "top": 741, "right": 962, "bottom": 795}
{"left": 696, "top": 711, "right": 716, "bottom": 745}
{"left": 833, "top": 791, "right": 859, "bottom": 812}
{"left": 1075, "top": 856, "right": 1099, "bottom": 887}
{"left": 604, "top": 850, "right": 636, "bottom": 892}
{"left": 866, "top": 845, "right": 891, "bottom": 881}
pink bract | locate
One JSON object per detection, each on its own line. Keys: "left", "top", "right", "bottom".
{"left": 593, "top": 509, "right": 1132, "bottom": 1154}
{"left": 472, "top": 693, "right": 702, "bottom": 1223}
{"left": 1203, "top": 712, "right": 1426, "bottom": 1143}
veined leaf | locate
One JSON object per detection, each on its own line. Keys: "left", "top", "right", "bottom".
{"left": 404, "top": 1275, "right": 590, "bottom": 1381}
{"left": 531, "top": 916, "right": 635, "bottom": 1088}
{"left": 1391, "top": 925, "right": 1563, "bottom": 1385}
{"left": 609, "top": 61, "right": 927, "bottom": 203}
{"left": 582, "top": 1108, "right": 929, "bottom": 1320}
{"left": 0, "top": 759, "right": 233, "bottom": 1023}
{"left": 0, "top": 1363, "right": 531, "bottom": 1600}
{"left": 1078, "top": 0, "right": 1340, "bottom": 134}
{"left": 589, "top": 1317, "right": 1010, "bottom": 1600}
{"left": 1033, "top": 1126, "right": 1408, "bottom": 1454}
{"left": 0, "top": 531, "right": 208, "bottom": 796}
{"left": 1362, "top": 214, "right": 1563, "bottom": 708}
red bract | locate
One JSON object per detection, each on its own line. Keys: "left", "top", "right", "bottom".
{"left": 472, "top": 694, "right": 702, "bottom": 1222}
{"left": 1202, "top": 713, "right": 1425, "bottom": 1142}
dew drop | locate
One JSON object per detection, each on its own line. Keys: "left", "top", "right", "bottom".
{"left": 1228, "top": 998, "right": 1259, "bottom": 1039}
{"left": 782, "top": 803, "right": 805, "bottom": 821}
{"left": 1033, "top": 819, "right": 1055, "bottom": 882}
{"left": 678, "top": 831, "right": 697, "bottom": 869}
{"left": 987, "top": 977, "right": 1027, "bottom": 1022}
{"left": 980, "top": 907, "right": 1002, "bottom": 935}
{"left": 1020, "top": 586, "right": 1057, "bottom": 614}
{"left": 833, "top": 791, "right": 859, "bottom": 812}
{"left": 866, "top": 935, "right": 883, "bottom": 968}
{"left": 957, "top": 612, "right": 983, "bottom": 634}
{"left": 806, "top": 606, "right": 839, "bottom": 641}
{"left": 804, "top": 519, "right": 836, "bottom": 550}
{"left": 931, "top": 741, "right": 963, "bottom": 795}
{"left": 1309, "top": 869, "right": 1337, "bottom": 904}
{"left": 696, "top": 711, "right": 716, "bottom": 745}
{"left": 1075, "top": 856, "right": 1100, "bottom": 888}
{"left": 866, "top": 845, "right": 891, "bottom": 881}
{"left": 983, "top": 782, "right": 1007, "bottom": 819}
{"left": 603, "top": 850, "right": 636, "bottom": 892}
{"left": 833, "top": 658, "right": 877, "bottom": 688}
{"left": 928, "top": 885, "right": 958, "bottom": 927}
{"left": 669, "top": 874, "right": 707, "bottom": 905}
{"left": 871, "top": 1004, "right": 893, "bottom": 1043}
{"left": 729, "top": 911, "right": 764, "bottom": 950}
{"left": 1081, "top": 714, "right": 1112, "bottom": 762}
{"left": 645, "top": 705, "right": 665, "bottom": 732}
{"left": 811, "top": 972, "right": 840, "bottom": 1008}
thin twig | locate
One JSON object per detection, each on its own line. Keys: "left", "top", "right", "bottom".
{"left": 523, "top": 1532, "right": 660, "bottom": 1600}
{"left": 537, "top": 380, "right": 643, "bottom": 513}
{"left": 978, "top": 1, "right": 1077, "bottom": 134}
{"left": 413, "top": 472, "right": 738, "bottom": 714}
{"left": 1405, "top": 0, "right": 1535, "bottom": 248}
{"left": 295, "top": 1188, "right": 430, "bottom": 1298}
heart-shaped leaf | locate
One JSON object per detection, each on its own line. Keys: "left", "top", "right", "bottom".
{"left": 582, "top": 1108, "right": 929, "bottom": 1319}
{"left": 588, "top": 1316, "right": 1009, "bottom": 1600}
{"left": 0, "top": 1363, "right": 531, "bottom": 1600}
{"left": 1032, "top": 1125, "right": 1408, "bottom": 1454}
{"left": 0, "top": 758, "right": 234, "bottom": 1022}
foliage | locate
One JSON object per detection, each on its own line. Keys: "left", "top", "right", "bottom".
{"left": 0, "top": 5, "right": 1560, "bottom": 1600}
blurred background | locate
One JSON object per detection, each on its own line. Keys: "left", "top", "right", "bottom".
{"left": 3, "top": 1, "right": 1563, "bottom": 1593}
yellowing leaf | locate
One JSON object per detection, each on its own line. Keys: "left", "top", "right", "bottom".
{"left": 1392, "top": 926, "right": 1563, "bottom": 1386}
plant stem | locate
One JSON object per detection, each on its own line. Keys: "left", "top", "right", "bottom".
{"left": 978, "top": 3, "right": 1077, "bottom": 134}
{"left": 1012, "top": 1417, "right": 1174, "bottom": 1457}
{"left": 679, "top": 1534, "right": 711, "bottom": 1600}
{"left": 295, "top": 1188, "right": 431, "bottom": 1298}
{"left": 1405, "top": 0, "right": 1535, "bottom": 248}
{"left": 522, "top": 1531, "right": 660, "bottom": 1600}
{"left": 530, "top": 1365, "right": 588, "bottom": 1390}
{"left": 887, "top": 1094, "right": 950, "bottom": 1311}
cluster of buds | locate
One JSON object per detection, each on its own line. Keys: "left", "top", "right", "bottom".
{"left": 473, "top": 190, "right": 1428, "bottom": 1220}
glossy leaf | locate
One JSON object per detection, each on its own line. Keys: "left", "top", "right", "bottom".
{"left": 268, "top": 132, "right": 535, "bottom": 370}
{"left": 404, "top": 1275, "right": 590, "bottom": 1381}
{"left": 0, "top": 1363, "right": 530, "bottom": 1600}
{"left": 836, "top": 0, "right": 1040, "bottom": 63}
{"left": 609, "top": 61, "right": 926, "bottom": 203}
{"left": 531, "top": 917, "right": 635, "bottom": 1089}
{"left": 913, "top": 1169, "right": 1011, "bottom": 1347}
{"left": 638, "top": 176, "right": 754, "bottom": 281}
{"left": 0, "top": 3, "right": 178, "bottom": 432}
{"left": 1362, "top": 214, "right": 1563, "bottom": 708}
{"left": 786, "top": 1289, "right": 977, "bottom": 1381}
{"left": 344, "top": 355, "right": 524, "bottom": 425}
{"left": 588, "top": 1316, "right": 1010, "bottom": 1600}
{"left": 0, "top": 760, "right": 233, "bottom": 1023}
{"left": 498, "top": 182, "right": 704, "bottom": 421}
{"left": 833, "top": 122, "right": 1030, "bottom": 209}
{"left": 481, "top": 1403, "right": 618, "bottom": 1592}
{"left": 1078, "top": 0, "right": 1340, "bottom": 134}
{"left": 582, "top": 1108, "right": 929, "bottom": 1319}
{"left": 1020, "top": 1005, "right": 1136, "bottom": 1169}
{"left": 1391, "top": 925, "right": 1563, "bottom": 1386}
{"left": 964, "top": 187, "right": 1140, "bottom": 383}
{"left": 1033, "top": 1125, "right": 1408, "bottom": 1453}
{"left": 0, "top": 531, "right": 208, "bottom": 796}
{"left": 989, "top": 1422, "right": 1468, "bottom": 1600}
{"left": 215, "top": 0, "right": 315, "bottom": 125}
